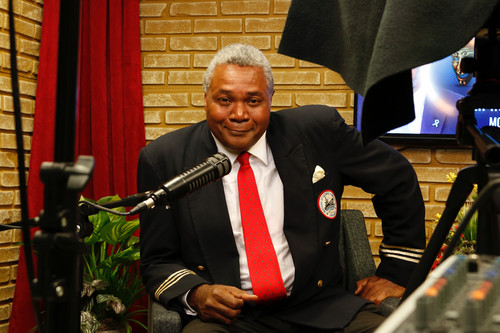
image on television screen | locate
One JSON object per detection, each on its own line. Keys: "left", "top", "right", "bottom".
{"left": 355, "top": 39, "right": 476, "bottom": 138}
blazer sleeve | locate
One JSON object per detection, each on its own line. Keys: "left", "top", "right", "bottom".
{"left": 329, "top": 107, "right": 426, "bottom": 287}
{"left": 137, "top": 145, "right": 208, "bottom": 308}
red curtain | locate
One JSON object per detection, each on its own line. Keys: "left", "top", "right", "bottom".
{"left": 9, "top": 1, "right": 145, "bottom": 332}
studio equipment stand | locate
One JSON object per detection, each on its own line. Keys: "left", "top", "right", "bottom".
{"left": 403, "top": 7, "right": 500, "bottom": 301}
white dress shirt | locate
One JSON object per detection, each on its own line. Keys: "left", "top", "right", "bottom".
{"left": 181, "top": 133, "right": 295, "bottom": 313}
{"left": 213, "top": 133, "right": 295, "bottom": 295}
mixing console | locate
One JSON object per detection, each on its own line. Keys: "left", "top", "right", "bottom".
{"left": 376, "top": 255, "right": 500, "bottom": 333}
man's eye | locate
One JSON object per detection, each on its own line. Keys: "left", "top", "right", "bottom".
{"left": 217, "top": 97, "right": 231, "bottom": 105}
{"left": 248, "top": 98, "right": 261, "bottom": 105}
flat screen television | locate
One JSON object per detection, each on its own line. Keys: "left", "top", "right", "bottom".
{"left": 354, "top": 38, "right": 484, "bottom": 145}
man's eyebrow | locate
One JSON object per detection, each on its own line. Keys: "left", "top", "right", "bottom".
{"left": 213, "top": 89, "right": 265, "bottom": 97}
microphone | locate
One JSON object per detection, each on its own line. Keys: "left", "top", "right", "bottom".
{"left": 129, "top": 152, "right": 231, "bottom": 215}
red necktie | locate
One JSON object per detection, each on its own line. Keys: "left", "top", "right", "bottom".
{"left": 237, "top": 152, "right": 287, "bottom": 303}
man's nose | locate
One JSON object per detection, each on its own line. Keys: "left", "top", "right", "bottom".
{"left": 230, "top": 102, "right": 249, "bottom": 121}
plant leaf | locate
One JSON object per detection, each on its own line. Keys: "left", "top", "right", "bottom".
{"left": 100, "top": 219, "right": 140, "bottom": 245}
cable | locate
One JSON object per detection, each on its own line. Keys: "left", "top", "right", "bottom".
{"left": 78, "top": 201, "right": 131, "bottom": 216}
{"left": 8, "top": 0, "right": 41, "bottom": 329}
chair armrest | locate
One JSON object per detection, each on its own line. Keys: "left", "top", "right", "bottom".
{"left": 379, "top": 297, "right": 401, "bottom": 317}
{"left": 148, "top": 296, "right": 183, "bottom": 333}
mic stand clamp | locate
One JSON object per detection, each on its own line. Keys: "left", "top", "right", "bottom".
{"left": 32, "top": 155, "right": 94, "bottom": 333}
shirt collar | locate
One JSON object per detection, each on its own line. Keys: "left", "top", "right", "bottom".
{"left": 212, "top": 131, "right": 269, "bottom": 166}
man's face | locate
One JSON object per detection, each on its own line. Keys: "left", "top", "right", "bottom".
{"left": 205, "top": 64, "right": 272, "bottom": 152}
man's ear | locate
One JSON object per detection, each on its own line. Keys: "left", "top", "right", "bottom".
{"left": 204, "top": 93, "right": 208, "bottom": 111}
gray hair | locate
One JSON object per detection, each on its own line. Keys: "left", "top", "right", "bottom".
{"left": 203, "top": 43, "right": 274, "bottom": 94}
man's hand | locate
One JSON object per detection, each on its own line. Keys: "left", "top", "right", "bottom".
{"left": 187, "top": 284, "right": 258, "bottom": 325}
{"left": 355, "top": 276, "right": 404, "bottom": 305}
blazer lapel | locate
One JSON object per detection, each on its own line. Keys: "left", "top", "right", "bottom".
{"left": 187, "top": 124, "right": 241, "bottom": 287}
{"left": 267, "top": 122, "right": 319, "bottom": 295}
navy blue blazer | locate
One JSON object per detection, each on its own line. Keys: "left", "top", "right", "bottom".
{"left": 138, "top": 105, "right": 426, "bottom": 329}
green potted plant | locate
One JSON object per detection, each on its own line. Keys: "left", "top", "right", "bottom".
{"left": 80, "top": 195, "right": 147, "bottom": 333}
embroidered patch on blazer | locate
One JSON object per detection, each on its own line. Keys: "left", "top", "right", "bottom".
{"left": 317, "top": 190, "right": 337, "bottom": 219}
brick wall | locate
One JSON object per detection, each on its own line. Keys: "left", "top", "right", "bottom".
{"left": 0, "top": 0, "right": 476, "bottom": 330}
{"left": 0, "top": 0, "right": 42, "bottom": 331}
{"left": 139, "top": 0, "right": 475, "bottom": 265}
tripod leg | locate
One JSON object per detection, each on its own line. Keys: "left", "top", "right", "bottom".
{"left": 402, "top": 165, "right": 478, "bottom": 300}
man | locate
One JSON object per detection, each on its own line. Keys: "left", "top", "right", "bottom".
{"left": 138, "top": 44, "right": 426, "bottom": 332}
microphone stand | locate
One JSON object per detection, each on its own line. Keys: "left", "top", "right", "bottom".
{"left": 30, "top": 1, "right": 93, "bottom": 332}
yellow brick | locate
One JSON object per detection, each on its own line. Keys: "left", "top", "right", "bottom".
{"left": 338, "top": 110, "right": 353, "bottom": 125}
{"left": 0, "top": 115, "right": 33, "bottom": 132}
{"left": 3, "top": 54, "right": 36, "bottom": 73}
{"left": 273, "top": 71, "right": 320, "bottom": 85}
{"left": 34, "top": 24, "right": 42, "bottom": 39}
{"left": 191, "top": 93, "right": 205, "bottom": 107}
{"left": 2, "top": 96, "right": 35, "bottom": 114}
{"left": 267, "top": 54, "right": 294, "bottom": 67}
{"left": 0, "top": 304, "right": 9, "bottom": 321}
{"left": 274, "top": 35, "right": 281, "bottom": 48}
{"left": 435, "top": 186, "right": 452, "bottom": 202}
{"left": 0, "top": 268, "right": 9, "bottom": 284}
{"left": 165, "top": 110, "right": 205, "bottom": 124}
{"left": 168, "top": 71, "right": 204, "bottom": 85}
{"left": 12, "top": 18, "right": 35, "bottom": 38}
{"left": 144, "top": 111, "right": 162, "bottom": 124}
{"left": 345, "top": 201, "right": 376, "bottom": 218}
{"left": 194, "top": 19, "right": 242, "bottom": 33}
{"left": 170, "top": 37, "right": 217, "bottom": 51}
{"left": 145, "top": 127, "right": 171, "bottom": 141}
{"left": 299, "top": 60, "right": 322, "bottom": 68}
{"left": 143, "top": 93, "right": 189, "bottom": 107}
{"left": 142, "top": 71, "right": 165, "bottom": 85}
{"left": 295, "top": 92, "right": 347, "bottom": 107}
{"left": 19, "top": 80, "right": 36, "bottom": 96}
{"left": 193, "top": 54, "right": 215, "bottom": 68}
{"left": 0, "top": 230, "right": 12, "bottom": 244}
{"left": 0, "top": 285, "right": 14, "bottom": 302}
{"left": 400, "top": 148, "right": 432, "bottom": 164}
{"left": 0, "top": 247, "right": 19, "bottom": 263}
{"left": 324, "top": 71, "right": 345, "bottom": 85}
{"left": 139, "top": 3, "right": 167, "bottom": 17}
{"left": 0, "top": 173, "right": 19, "bottom": 187}
{"left": 271, "top": 93, "right": 291, "bottom": 107}
{"left": 0, "top": 133, "right": 31, "bottom": 150}
{"left": 420, "top": 185, "right": 430, "bottom": 201}
{"left": 221, "top": 36, "right": 271, "bottom": 50}
{"left": 374, "top": 221, "right": 383, "bottom": 237}
{"left": 0, "top": 33, "right": 9, "bottom": 50}
{"left": 0, "top": 191, "right": 14, "bottom": 205}
{"left": 221, "top": 1, "right": 270, "bottom": 15}
{"left": 21, "top": 2, "right": 43, "bottom": 22}
{"left": 19, "top": 39, "right": 39, "bottom": 57}
{"left": 245, "top": 18, "right": 286, "bottom": 33}
{"left": 144, "top": 54, "right": 190, "bottom": 68}
{"left": 342, "top": 186, "right": 372, "bottom": 199}
{"left": 274, "top": 0, "right": 292, "bottom": 14}
{"left": 170, "top": 2, "right": 218, "bottom": 16}
{"left": 141, "top": 37, "right": 167, "bottom": 51}
{"left": 435, "top": 148, "right": 474, "bottom": 164}
{"left": 145, "top": 20, "right": 191, "bottom": 34}
{"left": 414, "top": 167, "right": 460, "bottom": 183}
{"left": 425, "top": 204, "right": 446, "bottom": 221}
{"left": 0, "top": 153, "right": 15, "bottom": 168}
